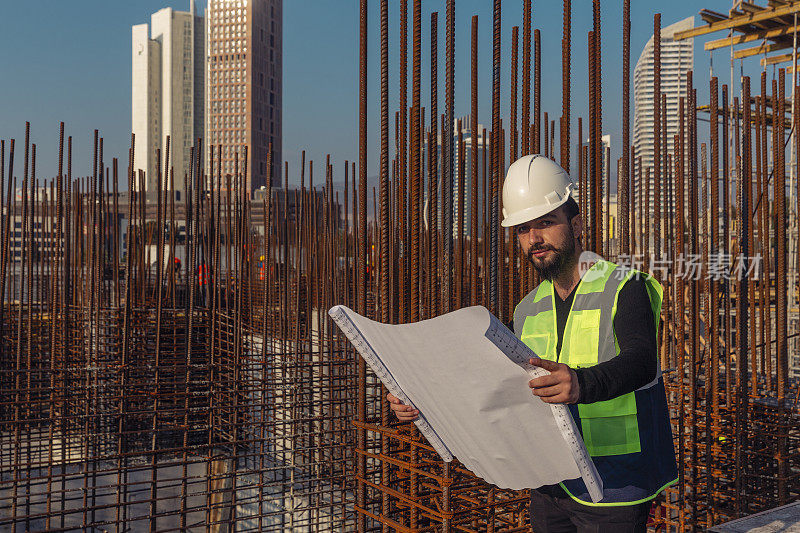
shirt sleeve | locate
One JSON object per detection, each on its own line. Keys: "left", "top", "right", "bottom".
{"left": 573, "top": 274, "right": 658, "bottom": 404}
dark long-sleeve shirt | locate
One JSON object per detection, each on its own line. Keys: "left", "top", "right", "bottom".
{"left": 553, "top": 274, "right": 657, "bottom": 404}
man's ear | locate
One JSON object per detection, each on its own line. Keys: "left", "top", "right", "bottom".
{"left": 572, "top": 215, "right": 583, "bottom": 241}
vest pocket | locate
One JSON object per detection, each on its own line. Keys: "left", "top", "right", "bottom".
{"left": 521, "top": 316, "right": 552, "bottom": 359}
{"left": 521, "top": 333, "right": 551, "bottom": 360}
{"left": 577, "top": 392, "right": 641, "bottom": 456}
{"left": 564, "top": 309, "right": 601, "bottom": 367}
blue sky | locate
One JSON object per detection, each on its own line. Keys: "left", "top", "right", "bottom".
{"left": 0, "top": 1, "right": 776, "bottom": 186}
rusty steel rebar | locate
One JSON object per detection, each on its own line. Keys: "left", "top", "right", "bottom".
{"left": 488, "top": 0, "right": 500, "bottom": 316}
{"left": 588, "top": 30, "right": 597, "bottom": 253}
{"left": 1, "top": 4, "right": 799, "bottom": 532}
{"left": 676, "top": 93, "right": 687, "bottom": 531}
{"left": 410, "top": 0, "right": 421, "bottom": 323}
{"left": 653, "top": 14, "right": 661, "bottom": 267}
{"left": 356, "top": 2, "right": 368, "bottom": 531}
{"left": 561, "top": 0, "right": 571, "bottom": 172}
{"left": 776, "top": 69, "right": 789, "bottom": 505}
{"left": 534, "top": 29, "right": 541, "bottom": 155}
{"left": 593, "top": 0, "right": 602, "bottom": 254}
{"left": 521, "top": 0, "right": 531, "bottom": 157}
{"left": 440, "top": 0, "right": 455, "bottom": 315}
{"left": 621, "top": 0, "right": 631, "bottom": 255}
{"left": 471, "top": 15, "right": 479, "bottom": 306}
{"left": 509, "top": 27, "right": 519, "bottom": 309}
{"left": 511, "top": 26, "right": 519, "bottom": 165}
{"left": 710, "top": 78, "right": 721, "bottom": 487}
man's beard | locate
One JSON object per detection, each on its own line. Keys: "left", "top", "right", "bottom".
{"left": 526, "top": 227, "right": 577, "bottom": 280}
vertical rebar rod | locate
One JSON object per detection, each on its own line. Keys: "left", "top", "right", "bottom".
{"left": 10, "top": 124, "right": 28, "bottom": 532}
{"left": 593, "top": 0, "right": 602, "bottom": 253}
{"left": 470, "top": 15, "right": 479, "bottom": 305}
{"left": 489, "top": 0, "right": 500, "bottom": 314}
{"left": 561, "top": 0, "right": 571, "bottom": 172}
{"left": 744, "top": 79, "right": 758, "bottom": 516}
{"left": 644, "top": 167, "right": 650, "bottom": 271}
{"left": 690, "top": 81, "right": 700, "bottom": 525}
{"left": 378, "top": 3, "right": 390, "bottom": 524}
{"left": 621, "top": 0, "right": 631, "bottom": 255}
{"left": 399, "top": 0, "right": 408, "bottom": 322}
{"left": 676, "top": 95, "right": 686, "bottom": 531}
{"left": 357, "top": 1, "right": 368, "bottom": 530}
{"left": 776, "top": 69, "right": 789, "bottom": 505}
{"left": 755, "top": 95, "right": 765, "bottom": 387}
{"left": 579, "top": 118, "right": 585, "bottom": 220}
{"left": 430, "top": 12, "right": 439, "bottom": 318}
{"left": 761, "top": 76, "right": 773, "bottom": 393}
{"left": 483, "top": 128, "right": 489, "bottom": 304}
{"left": 709, "top": 80, "right": 721, "bottom": 494}
{"left": 443, "top": 0, "right": 455, "bottom": 314}
{"left": 653, "top": 14, "right": 662, "bottom": 263}
{"left": 410, "top": 0, "right": 421, "bottom": 322}
{"left": 534, "top": 30, "right": 541, "bottom": 155}
{"left": 522, "top": 0, "right": 531, "bottom": 156}
{"left": 509, "top": 26, "right": 518, "bottom": 310}
{"left": 588, "top": 30, "right": 597, "bottom": 253}
{"left": 724, "top": 82, "right": 735, "bottom": 402}
{"left": 511, "top": 26, "right": 519, "bottom": 165}
{"left": 700, "top": 140, "right": 712, "bottom": 529}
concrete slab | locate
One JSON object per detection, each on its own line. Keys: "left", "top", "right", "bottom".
{"left": 709, "top": 502, "right": 800, "bottom": 533}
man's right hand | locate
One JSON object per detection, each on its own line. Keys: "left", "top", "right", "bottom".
{"left": 386, "top": 392, "right": 420, "bottom": 422}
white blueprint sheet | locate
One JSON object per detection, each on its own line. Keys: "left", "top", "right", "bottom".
{"left": 329, "top": 304, "right": 602, "bottom": 499}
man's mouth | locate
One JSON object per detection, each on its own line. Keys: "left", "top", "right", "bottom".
{"left": 531, "top": 248, "right": 550, "bottom": 258}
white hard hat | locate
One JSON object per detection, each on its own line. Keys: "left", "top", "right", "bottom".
{"left": 501, "top": 154, "right": 575, "bottom": 227}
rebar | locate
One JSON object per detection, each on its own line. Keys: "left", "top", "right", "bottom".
{"left": 561, "top": 0, "right": 571, "bottom": 172}
{"left": 1, "top": 4, "right": 799, "bottom": 532}
{"left": 621, "top": 0, "right": 631, "bottom": 255}
{"left": 443, "top": 0, "right": 455, "bottom": 314}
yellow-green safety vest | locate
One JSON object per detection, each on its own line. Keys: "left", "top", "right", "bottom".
{"left": 513, "top": 259, "right": 678, "bottom": 506}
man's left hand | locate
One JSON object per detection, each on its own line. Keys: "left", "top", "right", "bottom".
{"left": 528, "top": 358, "right": 580, "bottom": 404}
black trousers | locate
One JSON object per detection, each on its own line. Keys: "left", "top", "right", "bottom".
{"left": 530, "top": 490, "right": 650, "bottom": 533}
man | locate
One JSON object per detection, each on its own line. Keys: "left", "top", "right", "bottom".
{"left": 388, "top": 155, "right": 677, "bottom": 532}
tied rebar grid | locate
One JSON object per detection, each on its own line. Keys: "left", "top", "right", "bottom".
{"left": 1, "top": 2, "right": 800, "bottom": 532}
{"left": 0, "top": 130, "right": 359, "bottom": 531}
{"left": 347, "top": 3, "right": 799, "bottom": 531}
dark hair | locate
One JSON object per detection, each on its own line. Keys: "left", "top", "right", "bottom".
{"left": 562, "top": 195, "right": 579, "bottom": 220}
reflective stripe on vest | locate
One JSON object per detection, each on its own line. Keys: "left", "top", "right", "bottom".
{"left": 515, "top": 260, "right": 662, "bottom": 458}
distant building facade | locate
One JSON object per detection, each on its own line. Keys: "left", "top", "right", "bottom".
{"left": 132, "top": 1, "right": 205, "bottom": 198}
{"left": 425, "top": 116, "right": 488, "bottom": 238}
{"left": 633, "top": 17, "right": 693, "bottom": 210}
{"left": 205, "top": 0, "right": 282, "bottom": 191}
{"left": 578, "top": 134, "right": 612, "bottom": 187}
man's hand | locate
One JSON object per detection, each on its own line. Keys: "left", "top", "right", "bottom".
{"left": 386, "top": 392, "right": 420, "bottom": 422}
{"left": 528, "top": 358, "right": 580, "bottom": 404}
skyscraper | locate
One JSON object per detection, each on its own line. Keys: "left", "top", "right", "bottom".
{"left": 579, "top": 135, "right": 612, "bottom": 188}
{"left": 132, "top": 1, "right": 205, "bottom": 198}
{"left": 206, "top": 0, "right": 282, "bottom": 191}
{"left": 633, "top": 16, "right": 693, "bottom": 202}
{"left": 425, "top": 116, "right": 488, "bottom": 238}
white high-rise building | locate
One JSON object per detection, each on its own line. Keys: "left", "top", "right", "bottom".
{"left": 579, "top": 134, "right": 612, "bottom": 186}
{"left": 633, "top": 16, "right": 693, "bottom": 205}
{"left": 132, "top": 1, "right": 205, "bottom": 198}
{"left": 425, "top": 116, "right": 488, "bottom": 238}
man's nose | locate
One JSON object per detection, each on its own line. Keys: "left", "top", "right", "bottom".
{"left": 526, "top": 227, "right": 544, "bottom": 244}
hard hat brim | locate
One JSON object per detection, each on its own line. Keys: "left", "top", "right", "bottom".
{"left": 500, "top": 193, "right": 571, "bottom": 228}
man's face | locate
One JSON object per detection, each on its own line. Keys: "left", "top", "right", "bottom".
{"left": 514, "top": 207, "right": 579, "bottom": 280}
